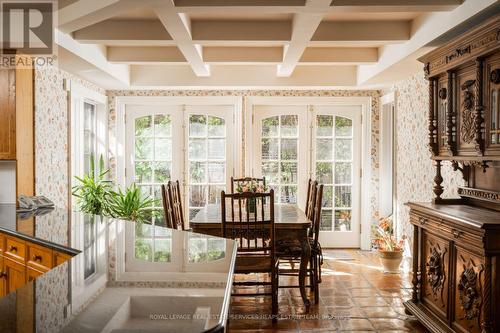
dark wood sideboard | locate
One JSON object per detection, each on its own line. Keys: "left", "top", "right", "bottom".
{"left": 404, "top": 15, "right": 500, "bottom": 333}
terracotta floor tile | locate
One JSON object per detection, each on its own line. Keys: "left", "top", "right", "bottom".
{"left": 227, "top": 249, "right": 427, "bottom": 333}
{"left": 353, "top": 296, "right": 388, "bottom": 307}
{"left": 338, "top": 318, "right": 374, "bottom": 331}
{"left": 361, "top": 306, "right": 400, "bottom": 318}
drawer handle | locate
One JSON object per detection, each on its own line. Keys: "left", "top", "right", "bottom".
{"left": 419, "top": 217, "right": 427, "bottom": 225}
{"left": 0, "top": 272, "right": 6, "bottom": 278}
{"left": 452, "top": 229, "right": 463, "bottom": 239}
{"left": 32, "top": 255, "right": 43, "bottom": 262}
{"left": 9, "top": 245, "right": 17, "bottom": 252}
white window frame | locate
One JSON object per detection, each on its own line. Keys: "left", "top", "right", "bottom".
{"left": 245, "top": 96, "right": 372, "bottom": 250}
{"left": 115, "top": 96, "right": 241, "bottom": 274}
{"left": 68, "top": 81, "right": 108, "bottom": 209}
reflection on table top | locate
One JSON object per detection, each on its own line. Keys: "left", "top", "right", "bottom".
{"left": 190, "top": 204, "right": 311, "bottom": 229}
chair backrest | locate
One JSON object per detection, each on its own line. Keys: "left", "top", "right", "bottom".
{"left": 163, "top": 180, "right": 185, "bottom": 230}
{"left": 161, "top": 184, "right": 174, "bottom": 229}
{"left": 221, "top": 189, "right": 275, "bottom": 258}
{"left": 311, "top": 184, "right": 324, "bottom": 248}
{"left": 230, "top": 177, "right": 266, "bottom": 193}
{"left": 305, "top": 179, "right": 318, "bottom": 222}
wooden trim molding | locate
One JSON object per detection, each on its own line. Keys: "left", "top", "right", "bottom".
{"left": 457, "top": 187, "right": 500, "bottom": 203}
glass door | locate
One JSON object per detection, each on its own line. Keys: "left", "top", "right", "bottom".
{"left": 313, "top": 105, "right": 361, "bottom": 248}
{"left": 125, "top": 105, "right": 183, "bottom": 270}
{"left": 185, "top": 105, "right": 234, "bottom": 221}
{"left": 252, "top": 105, "right": 309, "bottom": 207}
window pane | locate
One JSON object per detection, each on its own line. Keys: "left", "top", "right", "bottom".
{"left": 154, "top": 239, "right": 171, "bottom": 262}
{"left": 335, "top": 210, "right": 351, "bottom": 231}
{"left": 335, "top": 139, "right": 352, "bottom": 160}
{"left": 316, "top": 162, "right": 333, "bottom": 184}
{"left": 316, "top": 139, "right": 332, "bottom": 160}
{"left": 135, "top": 116, "right": 153, "bottom": 137}
{"left": 189, "top": 115, "right": 207, "bottom": 137}
{"left": 135, "top": 238, "right": 152, "bottom": 261}
{"left": 190, "top": 185, "right": 207, "bottom": 207}
{"left": 281, "top": 139, "right": 297, "bottom": 160}
{"left": 335, "top": 186, "right": 351, "bottom": 208}
{"left": 154, "top": 161, "right": 171, "bottom": 183}
{"left": 262, "top": 116, "right": 279, "bottom": 137}
{"left": 281, "top": 115, "right": 298, "bottom": 137}
{"left": 138, "top": 186, "right": 152, "bottom": 203}
{"left": 135, "top": 138, "right": 154, "bottom": 160}
{"left": 322, "top": 186, "right": 333, "bottom": 208}
{"left": 316, "top": 115, "right": 333, "bottom": 137}
{"left": 208, "top": 163, "right": 225, "bottom": 183}
{"left": 262, "top": 162, "right": 279, "bottom": 184}
{"left": 335, "top": 162, "right": 352, "bottom": 184}
{"left": 280, "top": 186, "right": 297, "bottom": 203}
{"left": 189, "top": 139, "right": 207, "bottom": 160}
{"left": 335, "top": 117, "right": 352, "bottom": 137}
{"left": 135, "top": 162, "right": 153, "bottom": 183}
{"left": 262, "top": 138, "right": 279, "bottom": 160}
{"left": 208, "top": 185, "right": 225, "bottom": 204}
{"left": 280, "top": 162, "right": 297, "bottom": 184}
{"left": 208, "top": 139, "right": 225, "bottom": 160}
{"left": 208, "top": 116, "right": 225, "bottom": 137}
{"left": 155, "top": 138, "right": 172, "bottom": 160}
{"left": 154, "top": 114, "right": 171, "bottom": 137}
{"left": 320, "top": 209, "right": 333, "bottom": 231}
{"left": 190, "top": 162, "right": 206, "bottom": 183}
{"left": 189, "top": 208, "right": 201, "bottom": 221}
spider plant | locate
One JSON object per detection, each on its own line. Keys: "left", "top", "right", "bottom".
{"left": 72, "top": 155, "right": 114, "bottom": 216}
{"left": 109, "top": 184, "right": 158, "bottom": 223}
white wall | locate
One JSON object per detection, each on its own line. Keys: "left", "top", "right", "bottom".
{"left": 0, "top": 161, "right": 16, "bottom": 204}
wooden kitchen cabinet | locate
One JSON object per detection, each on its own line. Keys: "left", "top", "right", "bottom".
{"left": 3, "top": 257, "right": 26, "bottom": 294}
{"left": 0, "top": 255, "right": 5, "bottom": 297}
{"left": 0, "top": 69, "right": 16, "bottom": 160}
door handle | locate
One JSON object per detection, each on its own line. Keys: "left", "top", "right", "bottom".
{"left": 32, "top": 254, "right": 43, "bottom": 262}
{"left": 0, "top": 272, "right": 7, "bottom": 279}
{"left": 9, "top": 245, "right": 17, "bottom": 252}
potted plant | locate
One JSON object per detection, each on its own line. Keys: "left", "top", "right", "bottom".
{"left": 72, "top": 155, "right": 114, "bottom": 217}
{"left": 108, "top": 184, "right": 158, "bottom": 223}
{"left": 236, "top": 180, "right": 268, "bottom": 213}
{"left": 375, "top": 216, "right": 406, "bottom": 273}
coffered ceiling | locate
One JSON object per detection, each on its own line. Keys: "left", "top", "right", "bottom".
{"left": 55, "top": 0, "right": 499, "bottom": 88}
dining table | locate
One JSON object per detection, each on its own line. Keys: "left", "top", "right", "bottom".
{"left": 190, "top": 203, "right": 313, "bottom": 306}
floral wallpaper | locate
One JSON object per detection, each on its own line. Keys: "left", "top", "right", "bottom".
{"left": 391, "top": 72, "right": 464, "bottom": 244}
{"left": 106, "top": 89, "right": 382, "bottom": 225}
{"left": 34, "top": 64, "right": 105, "bottom": 209}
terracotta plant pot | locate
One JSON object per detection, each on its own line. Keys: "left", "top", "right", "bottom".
{"left": 378, "top": 250, "right": 403, "bottom": 273}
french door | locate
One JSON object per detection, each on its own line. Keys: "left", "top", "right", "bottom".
{"left": 252, "top": 104, "right": 361, "bottom": 248}
{"left": 125, "top": 104, "right": 234, "bottom": 269}
{"left": 252, "top": 105, "right": 309, "bottom": 207}
{"left": 313, "top": 105, "right": 361, "bottom": 248}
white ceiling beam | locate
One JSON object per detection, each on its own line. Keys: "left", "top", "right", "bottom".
{"left": 300, "top": 47, "right": 378, "bottom": 64}
{"left": 331, "top": 0, "right": 462, "bottom": 12}
{"left": 191, "top": 20, "right": 291, "bottom": 42}
{"left": 154, "top": 2, "right": 210, "bottom": 76}
{"left": 73, "top": 20, "right": 172, "bottom": 45}
{"left": 312, "top": 21, "right": 410, "bottom": 42}
{"left": 174, "top": 0, "right": 305, "bottom": 5}
{"left": 58, "top": 0, "right": 153, "bottom": 33}
{"left": 108, "top": 46, "right": 186, "bottom": 64}
{"left": 277, "top": 0, "right": 332, "bottom": 77}
{"left": 55, "top": 29, "right": 130, "bottom": 86}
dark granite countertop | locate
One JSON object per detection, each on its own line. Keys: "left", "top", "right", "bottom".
{"left": 0, "top": 204, "right": 236, "bottom": 333}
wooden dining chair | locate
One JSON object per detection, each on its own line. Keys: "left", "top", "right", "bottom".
{"left": 277, "top": 183, "right": 323, "bottom": 304}
{"left": 161, "top": 184, "right": 174, "bottom": 229}
{"left": 305, "top": 179, "right": 318, "bottom": 224}
{"left": 161, "top": 180, "right": 186, "bottom": 230}
{"left": 230, "top": 176, "right": 266, "bottom": 193}
{"left": 221, "top": 189, "right": 278, "bottom": 321}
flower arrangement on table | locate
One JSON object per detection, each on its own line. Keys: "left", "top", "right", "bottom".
{"left": 374, "top": 216, "right": 407, "bottom": 273}
{"left": 235, "top": 180, "right": 269, "bottom": 213}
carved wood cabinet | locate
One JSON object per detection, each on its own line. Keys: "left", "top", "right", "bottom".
{"left": 404, "top": 15, "right": 500, "bottom": 333}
